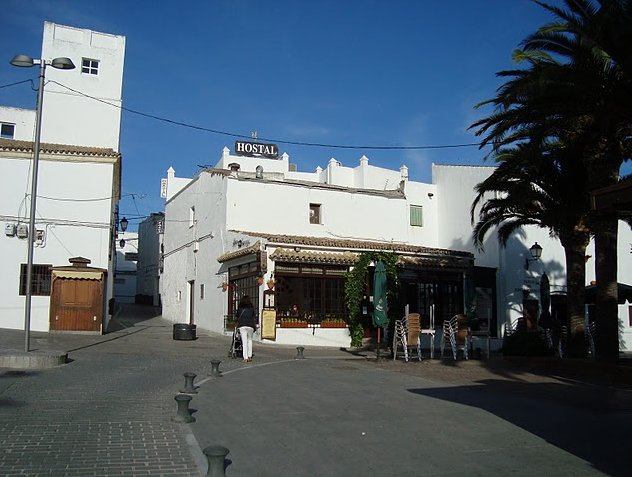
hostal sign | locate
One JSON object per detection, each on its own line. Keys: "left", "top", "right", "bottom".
{"left": 235, "top": 141, "right": 278, "bottom": 159}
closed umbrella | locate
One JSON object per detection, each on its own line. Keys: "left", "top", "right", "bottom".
{"left": 373, "top": 261, "right": 388, "bottom": 359}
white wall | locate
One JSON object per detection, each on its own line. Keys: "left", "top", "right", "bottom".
{"left": 136, "top": 213, "right": 163, "bottom": 306}
{"left": 162, "top": 173, "right": 230, "bottom": 331}
{"left": 40, "top": 22, "right": 125, "bottom": 150}
{"left": 0, "top": 107, "right": 35, "bottom": 140}
{"left": 226, "top": 177, "right": 409, "bottom": 242}
{"left": 114, "top": 232, "right": 137, "bottom": 304}
{"left": 0, "top": 153, "right": 115, "bottom": 331}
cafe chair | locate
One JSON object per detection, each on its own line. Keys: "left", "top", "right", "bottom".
{"left": 440, "top": 314, "right": 469, "bottom": 360}
{"left": 420, "top": 312, "right": 436, "bottom": 358}
{"left": 392, "top": 313, "right": 422, "bottom": 362}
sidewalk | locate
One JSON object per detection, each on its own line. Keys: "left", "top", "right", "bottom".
{"left": 1, "top": 304, "right": 630, "bottom": 476}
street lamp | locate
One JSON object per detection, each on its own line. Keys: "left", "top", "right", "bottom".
{"left": 11, "top": 54, "right": 75, "bottom": 352}
{"left": 120, "top": 216, "right": 129, "bottom": 232}
{"left": 524, "top": 242, "right": 543, "bottom": 270}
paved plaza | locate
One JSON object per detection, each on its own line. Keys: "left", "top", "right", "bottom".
{"left": 1, "top": 304, "right": 631, "bottom": 476}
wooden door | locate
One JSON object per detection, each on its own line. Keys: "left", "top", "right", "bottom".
{"left": 50, "top": 278, "right": 103, "bottom": 332}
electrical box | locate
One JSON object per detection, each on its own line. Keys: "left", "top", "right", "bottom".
{"left": 16, "top": 223, "right": 29, "bottom": 239}
{"left": 4, "top": 223, "right": 16, "bottom": 237}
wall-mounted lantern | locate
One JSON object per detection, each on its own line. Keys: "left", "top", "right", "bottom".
{"left": 525, "top": 242, "right": 543, "bottom": 270}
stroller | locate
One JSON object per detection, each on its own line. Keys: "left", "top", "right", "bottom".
{"left": 228, "top": 326, "right": 243, "bottom": 359}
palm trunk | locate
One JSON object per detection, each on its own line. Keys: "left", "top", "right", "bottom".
{"left": 561, "top": 233, "right": 589, "bottom": 358}
{"left": 594, "top": 212, "right": 619, "bottom": 363}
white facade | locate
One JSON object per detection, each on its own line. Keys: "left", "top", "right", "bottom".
{"left": 161, "top": 147, "right": 464, "bottom": 348}
{"left": 114, "top": 232, "right": 138, "bottom": 304}
{"left": 161, "top": 146, "right": 632, "bottom": 350}
{"left": 0, "top": 107, "right": 36, "bottom": 141}
{"left": 136, "top": 213, "right": 164, "bottom": 307}
{"left": 0, "top": 22, "right": 126, "bottom": 333}
{"left": 40, "top": 22, "right": 126, "bottom": 150}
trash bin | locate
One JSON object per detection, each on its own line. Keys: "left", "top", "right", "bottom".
{"left": 173, "top": 323, "right": 197, "bottom": 340}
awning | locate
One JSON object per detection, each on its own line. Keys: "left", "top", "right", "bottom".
{"left": 270, "top": 248, "right": 358, "bottom": 265}
{"left": 52, "top": 270, "right": 104, "bottom": 280}
{"left": 217, "top": 241, "right": 261, "bottom": 263}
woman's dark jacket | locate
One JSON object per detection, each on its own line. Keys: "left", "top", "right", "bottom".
{"left": 236, "top": 306, "right": 256, "bottom": 329}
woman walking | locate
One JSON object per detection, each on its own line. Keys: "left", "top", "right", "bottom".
{"left": 235, "top": 295, "right": 256, "bottom": 362}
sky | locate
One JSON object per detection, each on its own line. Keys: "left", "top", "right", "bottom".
{"left": 0, "top": 0, "right": 565, "bottom": 230}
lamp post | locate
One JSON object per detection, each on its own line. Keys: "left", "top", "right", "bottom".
{"left": 10, "top": 54, "right": 75, "bottom": 352}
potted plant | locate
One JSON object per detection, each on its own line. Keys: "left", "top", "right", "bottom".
{"left": 222, "top": 282, "right": 229, "bottom": 292}
{"left": 321, "top": 317, "right": 347, "bottom": 328}
{"left": 256, "top": 274, "right": 264, "bottom": 285}
{"left": 266, "top": 274, "right": 275, "bottom": 290}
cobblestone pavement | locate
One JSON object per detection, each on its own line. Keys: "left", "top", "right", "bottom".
{"left": 1, "top": 305, "right": 631, "bottom": 476}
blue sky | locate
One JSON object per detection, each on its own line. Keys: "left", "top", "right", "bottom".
{"left": 1, "top": 0, "right": 564, "bottom": 230}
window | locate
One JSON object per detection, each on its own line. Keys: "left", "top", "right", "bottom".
{"left": 1, "top": 122, "right": 15, "bottom": 139}
{"left": 200, "top": 284, "right": 205, "bottom": 300}
{"left": 81, "top": 58, "right": 99, "bottom": 75}
{"left": 309, "top": 203, "right": 321, "bottom": 224}
{"left": 274, "top": 263, "right": 348, "bottom": 322}
{"left": 124, "top": 252, "right": 138, "bottom": 261}
{"left": 410, "top": 205, "right": 423, "bottom": 227}
{"left": 19, "top": 264, "right": 52, "bottom": 296}
{"left": 189, "top": 206, "right": 195, "bottom": 227}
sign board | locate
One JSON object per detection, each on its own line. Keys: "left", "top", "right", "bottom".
{"left": 156, "top": 220, "right": 164, "bottom": 234}
{"left": 261, "top": 309, "right": 277, "bottom": 340}
{"left": 234, "top": 140, "right": 278, "bottom": 159}
{"left": 160, "top": 178, "right": 168, "bottom": 198}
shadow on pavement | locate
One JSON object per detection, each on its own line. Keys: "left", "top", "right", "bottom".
{"left": 409, "top": 379, "right": 631, "bottom": 477}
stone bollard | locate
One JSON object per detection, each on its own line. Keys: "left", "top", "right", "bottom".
{"left": 295, "top": 346, "right": 305, "bottom": 359}
{"left": 173, "top": 394, "right": 195, "bottom": 423}
{"left": 180, "top": 372, "right": 198, "bottom": 394}
{"left": 209, "top": 359, "right": 222, "bottom": 377}
{"left": 203, "top": 445, "right": 230, "bottom": 477}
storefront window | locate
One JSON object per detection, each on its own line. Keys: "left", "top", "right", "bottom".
{"left": 274, "top": 262, "right": 347, "bottom": 323}
{"left": 228, "top": 262, "right": 260, "bottom": 319}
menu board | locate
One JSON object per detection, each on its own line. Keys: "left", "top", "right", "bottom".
{"left": 261, "top": 309, "right": 277, "bottom": 340}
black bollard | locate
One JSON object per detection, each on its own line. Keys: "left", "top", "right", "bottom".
{"left": 209, "top": 359, "right": 222, "bottom": 377}
{"left": 295, "top": 346, "right": 305, "bottom": 359}
{"left": 180, "top": 372, "right": 198, "bottom": 394}
{"left": 173, "top": 394, "right": 195, "bottom": 423}
{"left": 203, "top": 445, "right": 229, "bottom": 477}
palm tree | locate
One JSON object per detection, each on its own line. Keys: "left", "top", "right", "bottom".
{"left": 470, "top": 140, "right": 591, "bottom": 356}
{"left": 471, "top": 0, "right": 631, "bottom": 361}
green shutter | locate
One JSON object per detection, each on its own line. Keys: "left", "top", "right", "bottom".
{"left": 410, "top": 205, "right": 423, "bottom": 227}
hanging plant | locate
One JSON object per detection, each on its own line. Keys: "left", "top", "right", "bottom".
{"left": 344, "top": 251, "right": 399, "bottom": 347}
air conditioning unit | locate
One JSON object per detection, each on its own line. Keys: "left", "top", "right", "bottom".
{"left": 16, "top": 223, "right": 29, "bottom": 239}
{"left": 4, "top": 223, "right": 16, "bottom": 237}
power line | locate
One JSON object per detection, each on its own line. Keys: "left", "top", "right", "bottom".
{"left": 48, "top": 80, "right": 483, "bottom": 152}
{"left": 0, "top": 79, "right": 34, "bottom": 90}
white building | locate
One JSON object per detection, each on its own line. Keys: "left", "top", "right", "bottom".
{"left": 136, "top": 212, "right": 164, "bottom": 307}
{"left": 160, "top": 144, "right": 632, "bottom": 350}
{"left": 0, "top": 22, "right": 126, "bottom": 333}
{"left": 114, "top": 231, "right": 138, "bottom": 304}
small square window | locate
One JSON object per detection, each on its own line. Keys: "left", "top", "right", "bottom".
{"left": 1, "top": 123, "right": 15, "bottom": 139}
{"left": 81, "top": 58, "right": 99, "bottom": 75}
{"left": 410, "top": 205, "right": 423, "bottom": 227}
{"left": 309, "top": 203, "right": 321, "bottom": 224}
